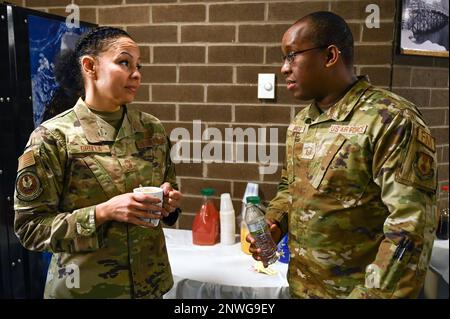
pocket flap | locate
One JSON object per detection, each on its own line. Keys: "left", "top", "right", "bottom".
{"left": 310, "top": 134, "right": 347, "bottom": 189}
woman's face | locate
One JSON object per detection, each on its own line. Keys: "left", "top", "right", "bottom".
{"left": 92, "top": 36, "right": 141, "bottom": 108}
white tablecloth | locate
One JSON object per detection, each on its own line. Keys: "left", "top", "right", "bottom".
{"left": 162, "top": 228, "right": 289, "bottom": 299}
{"left": 429, "top": 239, "right": 449, "bottom": 284}
{"left": 162, "top": 229, "right": 449, "bottom": 299}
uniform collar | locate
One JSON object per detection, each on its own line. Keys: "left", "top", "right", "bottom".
{"left": 305, "top": 75, "right": 371, "bottom": 124}
{"left": 74, "top": 98, "right": 146, "bottom": 143}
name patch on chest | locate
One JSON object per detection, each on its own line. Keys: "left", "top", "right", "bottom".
{"left": 301, "top": 143, "right": 316, "bottom": 159}
{"left": 328, "top": 124, "right": 367, "bottom": 135}
{"left": 288, "top": 124, "right": 305, "bottom": 134}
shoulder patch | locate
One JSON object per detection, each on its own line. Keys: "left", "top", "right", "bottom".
{"left": 18, "top": 150, "right": 36, "bottom": 172}
{"left": 417, "top": 126, "right": 436, "bottom": 152}
{"left": 16, "top": 171, "right": 43, "bottom": 201}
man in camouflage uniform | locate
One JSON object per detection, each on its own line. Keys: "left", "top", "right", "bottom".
{"left": 14, "top": 98, "right": 179, "bottom": 298}
{"left": 253, "top": 12, "right": 438, "bottom": 298}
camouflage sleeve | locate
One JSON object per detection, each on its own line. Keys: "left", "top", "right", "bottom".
{"left": 163, "top": 136, "right": 178, "bottom": 191}
{"left": 14, "top": 127, "right": 101, "bottom": 253}
{"left": 266, "top": 163, "right": 290, "bottom": 236}
{"left": 348, "top": 110, "right": 437, "bottom": 299}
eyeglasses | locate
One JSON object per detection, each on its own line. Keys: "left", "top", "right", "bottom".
{"left": 282, "top": 45, "right": 330, "bottom": 64}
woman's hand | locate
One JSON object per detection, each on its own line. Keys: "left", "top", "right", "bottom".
{"left": 95, "top": 192, "right": 162, "bottom": 228}
{"left": 160, "top": 182, "right": 183, "bottom": 217}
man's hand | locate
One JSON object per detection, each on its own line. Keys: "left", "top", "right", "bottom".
{"left": 246, "top": 219, "right": 282, "bottom": 267}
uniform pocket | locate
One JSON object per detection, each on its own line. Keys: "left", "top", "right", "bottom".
{"left": 309, "top": 134, "right": 371, "bottom": 206}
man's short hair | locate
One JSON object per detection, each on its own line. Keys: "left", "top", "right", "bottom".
{"left": 297, "top": 11, "right": 354, "bottom": 68}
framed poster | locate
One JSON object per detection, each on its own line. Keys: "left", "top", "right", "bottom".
{"left": 27, "top": 14, "right": 92, "bottom": 127}
{"left": 400, "top": 0, "right": 449, "bottom": 57}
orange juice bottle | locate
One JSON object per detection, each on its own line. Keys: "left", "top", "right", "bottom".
{"left": 240, "top": 219, "right": 251, "bottom": 254}
{"left": 192, "top": 188, "right": 220, "bottom": 245}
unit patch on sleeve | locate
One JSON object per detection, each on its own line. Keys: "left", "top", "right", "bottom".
{"left": 414, "top": 152, "right": 435, "bottom": 181}
{"left": 417, "top": 126, "right": 436, "bottom": 152}
{"left": 16, "top": 171, "right": 43, "bottom": 201}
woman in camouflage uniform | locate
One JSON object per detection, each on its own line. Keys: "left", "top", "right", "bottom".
{"left": 14, "top": 27, "right": 182, "bottom": 298}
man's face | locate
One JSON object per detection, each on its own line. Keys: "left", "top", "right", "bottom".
{"left": 93, "top": 37, "right": 142, "bottom": 107}
{"left": 281, "top": 22, "right": 326, "bottom": 101}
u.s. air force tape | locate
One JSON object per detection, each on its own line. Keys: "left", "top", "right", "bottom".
{"left": 16, "top": 171, "right": 43, "bottom": 201}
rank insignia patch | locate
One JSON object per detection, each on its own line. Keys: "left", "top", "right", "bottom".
{"left": 16, "top": 171, "right": 43, "bottom": 201}
{"left": 414, "top": 152, "right": 434, "bottom": 181}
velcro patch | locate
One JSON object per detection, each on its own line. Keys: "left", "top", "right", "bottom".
{"left": 70, "top": 144, "right": 110, "bottom": 154}
{"left": 417, "top": 127, "right": 436, "bottom": 152}
{"left": 288, "top": 124, "right": 304, "bottom": 133}
{"left": 328, "top": 124, "right": 367, "bottom": 135}
{"left": 16, "top": 171, "right": 43, "bottom": 201}
{"left": 301, "top": 143, "right": 316, "bottom": 159}
{"left": 414, "top": 152, "right": 434, "bottom": 181}
{"left": 18, "top": 150, "right": 36, "bottom": 171}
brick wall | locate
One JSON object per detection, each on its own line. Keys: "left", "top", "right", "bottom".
{"left": 14, "top": 0, "right": 449, "bottom": 228}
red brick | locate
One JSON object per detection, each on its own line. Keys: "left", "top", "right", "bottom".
{"left": 140, "top": 66, "right": 176, "bottom": 83}
{"left": 152, "top": 85, "right": 204, "bottom": 103}
{"left": 431, "top": 89, "right": 449, "bottom": 107}
{"left": 131, "top": 84, "right": 149, "bottom": 102}
{"left": 359, "top": 67, "right": 391, "bottom": 87}
{"left": 421, "top": 108, "right": 447, "bottom": 127}
{"left": 392, "top": 66, "right": 412, "bottom": 87}
{"left": 174, "top": 163, "right": 204, "bottom": 178}
{"left": 266, "top": 46, "right": 283, "bottom": 64}
{"left": 181, "top": 25, "right": 235, "bottom": 43}
{"left": 268, "top": 2, "right": 329, "bottom": 21}
{"left": 207, "top": 163, "right": 260, "bottom": 181}
{"left": 180, "top": 66, "right": 233, "bottom": 84}
{"left": 180, "top": 178, "right": 231, "bottom": 196}
{"left": 438, "top": 164, "right": 449, "bottom": 182}
{"left": 154, "top": 46, "right": 205, "bottom": 63}
{"left": 391, "top": 88, "right": 430, "bottom": 108}
{"left": 99, "top": 6, "right": 149, "bottom": 25}
{"left": 411, "top": 68, "right": 449, "bottom": 88}
{"left": 153, "top": 5, "right": 205, "bottom": 23}
{"left": 179, "top": 104, "right": 232, "bottom": 122}
{"left": 430, "top": 127, "right": 449, "bottom": 145}
{"left": 233, "top": 182, "right": 279, "bottom": 203}
{"left": 210, "top": 3, "right": 265, "bottom": 22}
{"left": 209, "top": 46, "right": 263, "bottom": 64}
{"left": 354, "top": 45, "right": 392, "bottom": 65}
{"left": 239, "top": 24, "right": 290, "bottom": 43}
{"left": 261, "top": 164, "right": 283, "bottom": 182}
{"left": 139, "top": 46, "right": 150, "bottom": 63}
{"left": 235, "top": 105, "right": 290, "bottom": 124}
{"left": 129, "top": 103, "right": 176, "bottom": 121}
{"left": 127, "top": 0, "right": 175, "bottom": 3}
{"left": 128, "top": 26, "right": 177, "bottom": 43}
{"left": 207, "top": 85, "right": 258, "bottom": 104}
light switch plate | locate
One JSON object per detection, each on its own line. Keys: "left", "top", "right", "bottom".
{"left": 258, "top": 73, "right": 275, "bottom": 99}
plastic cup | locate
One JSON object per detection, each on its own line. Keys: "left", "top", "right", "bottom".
{"left": 133, "top": 186, "right": 163, "bottom": 227}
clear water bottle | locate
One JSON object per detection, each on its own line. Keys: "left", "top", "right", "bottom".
{"left": 244, "top": 196, "right": 278, "bottom": 266}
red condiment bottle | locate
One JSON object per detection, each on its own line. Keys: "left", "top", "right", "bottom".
{"left": 192, "top": 188, "right": 220, "bottom": 245}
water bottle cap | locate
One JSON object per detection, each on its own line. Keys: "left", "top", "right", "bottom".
{"left": 220, "top": 193, "right": 234, "bottom": 211}
{"left": 201, "top": 188, "right": 215, "bottom": 196}
{"left": 246, "top": 196, "right": 260, "bottom": 204}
